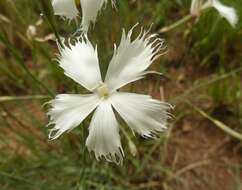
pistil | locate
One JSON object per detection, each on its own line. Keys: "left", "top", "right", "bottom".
{"left": 97, "top": 83, "right": 110, "bottom": 99}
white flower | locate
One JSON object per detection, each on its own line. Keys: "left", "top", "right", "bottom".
{"left": 209, "top": 0, "right": 238, "bottom": 27}
{"left": 190, "top": 0, "right": 238, "bottom": 27}
{"left": 51, "top": 0, "right": 115, "bottom": 32}
{"left": 47, "top": 27, "right": 171, "bottom": 164}
{"left": 52, "top": 0, "right": 79, "bottom": 20}
{"left": 80, "top": 0, "right": 114, "bottom": 32}
{"left": 190, "top": 0, "right": 204, "bottom": 16}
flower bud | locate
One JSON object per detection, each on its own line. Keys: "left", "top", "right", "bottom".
{"left": 190, "top": 0, "right": 204, "bottom": 16}
{"left": 128, "top": 140, "right": 137, "bottom": 157}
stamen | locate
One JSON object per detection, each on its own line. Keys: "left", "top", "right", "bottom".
{"left": 97, "top": 84, "right": 110, "bottom": 99}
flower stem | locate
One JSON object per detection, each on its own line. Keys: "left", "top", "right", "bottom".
{"left": 119, "top": 125, "right": 137, "bottom": 156}
{"left": 186, "top": 101, "right": 242, "bottom": 141}
{"left": 0, "top": 96, "right": 50, "bottom": 102}
{"left": 159, "top": 14, "right": 194, "bottom": 33}
{"left": 39, "top": 0, "right": 64, "bottom": 48}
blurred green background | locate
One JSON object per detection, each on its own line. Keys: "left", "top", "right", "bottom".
{"left": 0, "top": 0, "right": 242, "bottom": 189}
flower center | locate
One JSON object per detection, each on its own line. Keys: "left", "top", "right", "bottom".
{"left": 97, "top": 83, "right": 110, "bottom": 99}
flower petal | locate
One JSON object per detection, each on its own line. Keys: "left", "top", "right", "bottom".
{"left": 52, "top": 0, "right": 79, "bottom": 20}
{"left": 105, "top": 26, "right": 165, "bottom": 92}
{"left": 80, "top": 0, "right": 109, "bottom": 32}
{"left": 110, "top": 92, "right": 170, "bottom": 138}
{"left": 48, "top": 94, "right": 100, "bottom": 139}
{"left": 57, "top": 36, "right": 102, "bottom": 91}
{"left": 86, "top": 100, "right": 123, "bottom": 164}
{"left": 212, "top": 0, "right": 238, "bottom": 27}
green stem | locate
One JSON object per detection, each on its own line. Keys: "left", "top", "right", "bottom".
{"left": 44, "top": 16, "right": 64, "bottom": 48}
{"left": 119, "top": 125, "right": 137, "bottom": 157}
{"left": 0, "top": 95, "right": 50, "bottom": 102}
{"left": 159, "top": 14, "right": 194, "bottom": 33}
{"left": 186, "top": 101, "right": 242, "bottom": 141}
{"left": 119, "top": 125, "right": 132, "bottom": 142}
{"left": 39, "top": 0, "right": 64, "bottom": 48}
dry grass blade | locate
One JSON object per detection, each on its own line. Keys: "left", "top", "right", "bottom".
{"left": 186, "top": 101, "right": 242, "bottom": 141}
{"left": 0, "top": 96, "right": 50, "bottom": 102}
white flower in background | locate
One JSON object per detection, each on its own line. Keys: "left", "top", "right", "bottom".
{"left": 51, "top": 0, "right": 115, "bottom": 32}
{"left": 190, "top": 0, "right": 238, "bottom": 27}
{"left": 80, "top": 0, "right": 114, "bottom": 32}
{"left": 209, "top": 0, "right": 238, "bottom": 27}
{"left": 190, "top": 0, "right": 204, "bottom": 16}
{"left": 52, "top": 0, "right": 79, "bottom": 20}
{"left": 47, "top": 27, "right": 171, "bottom": 164}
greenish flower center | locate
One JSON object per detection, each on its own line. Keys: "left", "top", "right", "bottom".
{"left": 97, "top": 83, "right": 110, "bottom": 99}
